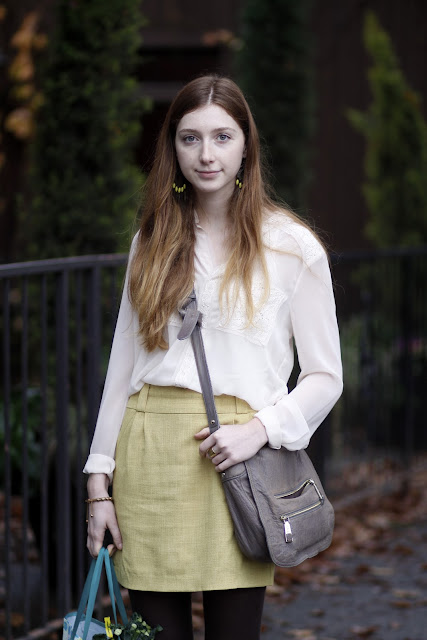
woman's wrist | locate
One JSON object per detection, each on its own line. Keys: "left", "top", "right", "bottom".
{"left": 251, "top": 417, "right": 268, "bottom": 447}
{"left": 87, "top": 473, "right": 110, "bottom": 497}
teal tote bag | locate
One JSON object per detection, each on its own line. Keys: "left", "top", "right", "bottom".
{"left": 63, "top": 548, "right": 128, "bottom": 640}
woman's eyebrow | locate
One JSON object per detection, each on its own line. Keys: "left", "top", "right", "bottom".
{"left": 178, "top": 127, "right": 237, "bottom": 135}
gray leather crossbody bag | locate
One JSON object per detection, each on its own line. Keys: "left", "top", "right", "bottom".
{"left": 178, "top": 291, "right": 335, "bottom": 567}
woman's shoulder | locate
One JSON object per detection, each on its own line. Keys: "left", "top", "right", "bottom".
{"left": 263, "top": 210, "right": 326, "bottom": 266}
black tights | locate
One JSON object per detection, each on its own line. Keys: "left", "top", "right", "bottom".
{"left": 128, "top": 587, "right": 266, "bottom": 640}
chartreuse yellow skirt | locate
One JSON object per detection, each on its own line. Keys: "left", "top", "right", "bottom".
{"left": 112, "top": 384, "right": 275, "bottom": 592}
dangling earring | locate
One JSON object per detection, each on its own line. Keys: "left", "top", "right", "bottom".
{"left": 172, "top": 181, "right": 187, "bottom": 194}
{"left": 236, "top": 161, "right": 244, "bottom": 189}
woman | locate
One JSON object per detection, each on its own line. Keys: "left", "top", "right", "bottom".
{"left": 84, "top": 75, "right": 343, "bottom": 640}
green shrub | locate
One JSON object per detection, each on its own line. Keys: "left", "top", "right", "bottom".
{"left": 25, "top": 0, "right": 150, "bottom": 258}
{"left": 347, "top": 11, "right": 427, "bottom": 247}
{"left": 235, "top": 0, "right": 314, "bottom": 209}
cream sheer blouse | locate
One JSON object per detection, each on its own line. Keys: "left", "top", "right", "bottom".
{"left": 83, "top": 212, "right": 343, "bottom": 479}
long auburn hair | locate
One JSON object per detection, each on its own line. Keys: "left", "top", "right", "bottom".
{"left": 129, "top": 75, "right": 295, "bottom": 351}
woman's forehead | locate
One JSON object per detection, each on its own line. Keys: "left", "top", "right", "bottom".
{"left": 176, "top": 104, "right": 241, "bottom": 133}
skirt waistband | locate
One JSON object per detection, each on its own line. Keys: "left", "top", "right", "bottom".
{"left": 127, "top": 384, "right": 253, "bottom": 415}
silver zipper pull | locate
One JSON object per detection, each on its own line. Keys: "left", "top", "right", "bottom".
{"left": 283, "top": 517, "right": 293, "bottom": 543}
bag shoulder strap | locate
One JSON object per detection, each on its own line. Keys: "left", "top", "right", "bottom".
{"left": 178, "top": 290, "right": 220, "bottom": 433}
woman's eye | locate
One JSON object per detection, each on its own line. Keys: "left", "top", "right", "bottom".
{"left": 217, "top": 134, "right": 230, "bottom": 141}
{"left": 183, "top": 135, "right": 197, "bottom": 143}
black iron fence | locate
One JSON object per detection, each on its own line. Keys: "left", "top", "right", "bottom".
{"left": 329, "top": 246, "right": 427, "bottom": 490}
{"left": 1, "top": 247, "right": 427, "bottom": 639}
{"left": 1, "top": 255, "right": 127, "bottom": 640}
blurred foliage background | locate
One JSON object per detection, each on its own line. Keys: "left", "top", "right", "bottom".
{"left": 347, "top": 11, "right": 427, "bottom": 249}
{"left": 26, "top": 0, "right": 151, "bottom": 258}
{"left": 1, "top": 0, "right": 427, "bottom": 261}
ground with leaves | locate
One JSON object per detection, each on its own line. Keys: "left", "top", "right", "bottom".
{"left": 194, "top": 468, "right": 427, "bottom": 640}
{"left": 2, "top": 469, "right": 426, "bottom": 639}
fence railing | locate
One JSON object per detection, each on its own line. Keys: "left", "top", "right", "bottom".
{"left": 1, "top": 246, "right": 427, "bottom": 639}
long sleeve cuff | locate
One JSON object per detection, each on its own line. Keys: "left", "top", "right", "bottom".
{"left": 255, "top": 395, "right": 311, "bottom": 451}
{"left": 83, "top": 453, "right": 116, "bottom": 483}
{"left": 255, "top": 406, "right": 281, "bottom": 448}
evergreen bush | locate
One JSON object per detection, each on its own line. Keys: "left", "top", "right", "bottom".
{"left": 235, "top": 0, "right": 314, "bottom": 209}
{"left": 347, "top": 11, "right": 427, "bottom": 247}
{"left": 26, "top": 0, "right": 150, "bottom": 258}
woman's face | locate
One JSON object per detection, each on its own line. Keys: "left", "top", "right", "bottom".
{"left": 175, "top": 104, "right": 246, "bottom": 202}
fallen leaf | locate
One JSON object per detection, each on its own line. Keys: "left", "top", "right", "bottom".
{"left": 354, "top": 564, "right": 370, "bottom": 576}
{"left": 392, "top": 543, "right": 414, "bottom": 555}
{"left": 369, "top": 565, "right": 394, "bottom": 577}
{"left": 350, "top": 625, "right": 378, "bottom": 637}
{"left": 288, "top": 630, "right": 316, "bottom": 639}
{"left": 318, "top": 574, "right": 340, "bottom": 585}
{"left": 389, "top": 620, "right": 402, "bottom": 630}
{"left": 390, "top": 600, "right": 412, "bottom": 609}
{"left": 266, "top": 584, "right": 284, "bottom": 597}
{"left": 192, "top": 614, "right": 204, "bottom": 630}
{"left": 392, "top": 588, "right": 420, "bottom": 599}
{"left": 365, "top": 513, "right": 391, "bottom": 529}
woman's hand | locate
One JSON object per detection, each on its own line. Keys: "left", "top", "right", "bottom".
{"left": 194, "top": 418, "right": 268, "bottom": 471}
{"left": 86, "top": 473, "right": 123, "bottom": 558}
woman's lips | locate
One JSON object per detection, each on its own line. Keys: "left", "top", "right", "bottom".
{"left": 196, "top": 170, "right": 220, "bottom": 178}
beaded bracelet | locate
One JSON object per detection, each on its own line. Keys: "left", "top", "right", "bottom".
{"left": 85, "top": 496, "right": 114, "bottom": 523}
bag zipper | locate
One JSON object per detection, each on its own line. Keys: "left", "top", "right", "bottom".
{"left": 275, "top": 477, "right": 323, "bottom": 500}
{"left": 278, "top": 479, "right": 324, "bottom": 543}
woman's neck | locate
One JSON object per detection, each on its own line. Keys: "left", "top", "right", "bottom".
{"left": 196, "top": 193, "right": 232, "bottom": 267}
{"left": 196, "top": 192, "right": 229, "bottom": 233}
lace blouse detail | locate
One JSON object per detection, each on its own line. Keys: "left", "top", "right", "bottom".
{"left": 203, "top": 274, "right": 287, "bottom": 346}
{"left": 264, "top": 213, "right": 324, "bottom": 266}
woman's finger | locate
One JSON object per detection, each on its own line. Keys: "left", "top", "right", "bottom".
{"left": 211, "top": 450, "right": 226, "bottom": 466}
{"left": 87, "top": 537, "right": 104, "bottom": 558}
{"left": 108, "top": 516, "right": 123, "bottom": 551}
{"left": 194, "top": 427, "right": 210, "bottom": 440}
{"left": 198, "top": 435, "right": 217, "bottom": 457}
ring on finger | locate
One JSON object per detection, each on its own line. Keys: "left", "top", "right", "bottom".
{"left": 208, "top": 447, "right": 218, "bottom": 459}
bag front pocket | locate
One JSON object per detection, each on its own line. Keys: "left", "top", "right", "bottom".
{"left": 275, "top": 478, "right": 325, "bottom": 544}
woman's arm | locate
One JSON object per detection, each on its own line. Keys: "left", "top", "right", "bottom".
{"left": 84, "top": 234, "right": 139, "bottom": 556}
{"left": 83, "top": 235, "right": 138, "bottom": 480}
{"left": 196, "top": 248, "right": 343, "bottom": 469}
{"left": 255, "top": 250, "right": 343, "bottom": 450}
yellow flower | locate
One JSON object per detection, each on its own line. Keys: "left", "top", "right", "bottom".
{"left": 104, "top": 617, "right": 113, "bottom": 639}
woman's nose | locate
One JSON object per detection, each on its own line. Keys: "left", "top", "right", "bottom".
{"left": 200, "top": 140, "right": 214, "bottom": 164}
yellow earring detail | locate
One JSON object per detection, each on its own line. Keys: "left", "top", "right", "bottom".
{"left": 235, "top": 178, "right": 243, "bottom": 189}
{"left": 173, "top": 182, "right": 187, "bottom": 194}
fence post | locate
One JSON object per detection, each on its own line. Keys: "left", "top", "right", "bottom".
{"left": 20, "top": 278, "right": 30, "bottom": 633}
{"left": 40, "top": 275, "right": 49, "bottom": 625}
{"left": 2, "top": 280, "right": 12, "bottom": 640}
{"left": 55, "top": 270, "right": 71, "bottom": 614}
{"left": 400, "top": 256, "right": 414, "bottom": 471}
{"left": 86, "top": 266, "right": 102, "bottom": 441}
